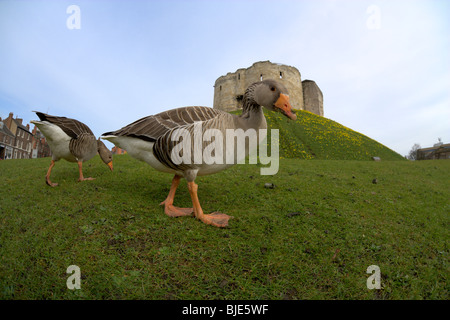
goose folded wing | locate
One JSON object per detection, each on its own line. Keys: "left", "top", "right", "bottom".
{"left": 35, "top": 112, "right": 94, "bottom": 139}
{"left": 103, "top": 106, "right": 225, "bottom": 142}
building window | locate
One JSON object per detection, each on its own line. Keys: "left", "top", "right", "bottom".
{"left": 280, "top": 72, "right": 283, "bottom": 79}
{"left": 260, "top": 74, "right": 263, "bottom": 81}
{"left": 238, "top": 73, "right": 240, "bottom": 80}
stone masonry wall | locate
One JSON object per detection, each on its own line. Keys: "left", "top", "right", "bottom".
{"left": 302, "top": 80, "right": 324, "bottom": 117}
{"left": 213, "top": 61, "right": 305, "bottom": 112}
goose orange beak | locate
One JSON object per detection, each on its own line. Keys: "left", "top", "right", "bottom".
{"left": 107, "top": 161, "right": 113, "bottom": 171}
{"left": 274, "top": 93, "right": 297, "bottom": 120}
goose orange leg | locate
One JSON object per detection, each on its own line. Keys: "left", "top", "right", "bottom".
{"left": 160, "top": 175, "right": 194, "bottom": 217}
{"left": 77, "top": 161, "right": 95, "bottom": 182}
{"left": 187, "top": 181, "right": 232, "bottom": 228}
{"left": 46, "top": 160, "right": 58, "bottom": 187}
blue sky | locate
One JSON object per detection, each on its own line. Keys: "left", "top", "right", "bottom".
{"left": 1, "top": 0, "right": 449, "bottom": 156}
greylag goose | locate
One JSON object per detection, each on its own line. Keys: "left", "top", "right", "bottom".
{"left": 31, "top": 112, "right": 113, "bottom": 186}
{"left": 102, "top": 79, "right": 296, "bottom": 227}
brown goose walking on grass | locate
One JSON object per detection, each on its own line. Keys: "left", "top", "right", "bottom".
{"left": 31, "top": 112, "right": 113, "bottom": 186}
{"left": 102, "top": 79, "right": 297, "bottom": 227}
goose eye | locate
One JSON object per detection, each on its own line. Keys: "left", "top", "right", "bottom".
{"left": 270, "top": 87, "right": 276, "bottom": 92}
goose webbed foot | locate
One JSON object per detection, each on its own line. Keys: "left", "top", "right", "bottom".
{"left": 187, "top": 181, "right": 233, "bottom": 228}
{"left": 160, "top": 200, "right": 194, "bottom": 217}
{"left": 160, "top": 174, "right": 194, "bottom": 217}
{"left": 199, "top": 212, "right": 233, "bottom": 228}
{"left": 77, "top": 161, "right": 95, "bottom": 182}
{"left": 46, "top": 178, "right": 58, "bottom": 187}
{"left": 78, "top": 177, "right": 95, "bottom": 182}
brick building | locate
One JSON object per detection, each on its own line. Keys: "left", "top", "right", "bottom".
{"left": 31, "top": 125, "right": 52, "bottom": 158}
{"left": 0, "top": 120, "right": 15, "bottom": 159}
{"left": 0, "top": 112, "right": 51, "bottom": 160}
{"left": 111, "top": 146, "right": 127, "bottom": 155}
{"left": 0, "top": 113, "right": 33, "bottom": 159}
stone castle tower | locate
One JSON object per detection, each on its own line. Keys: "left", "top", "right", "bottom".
{"left": 213, "top": 61, "right": 323, "bottom": 116}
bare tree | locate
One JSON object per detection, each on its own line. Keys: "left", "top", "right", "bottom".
{"left": 407, "top": 143, "right": 421, "bottom": 160}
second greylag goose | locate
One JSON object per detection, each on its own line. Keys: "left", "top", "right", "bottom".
{"left": 31, "top": 112, "right": 113, "bottom": 186}
{"left": 102, "top": 79, "right": 297, "bottom": 227}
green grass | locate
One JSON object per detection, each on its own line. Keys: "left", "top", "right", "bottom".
{"left": 262, "top": 109, "right": 405, "bottom": 160}
{"left": 0, "top": 154, "right": 448, "bottom": 299}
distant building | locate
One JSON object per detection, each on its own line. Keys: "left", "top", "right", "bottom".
{"left": 417, "top": 143, "right": 450, "bottom": 160}
{"left": 0, "top": 112, "right": 51, "bottom": 160}
{"left": 31, "top": 125, "right": 52, "bottom": 158}
{"left": 112, "top": 146, "right": 126, "bottom": 155}
{"left": 1, "top": 112, "right": 33, "bottom": 159}
{"left": 213, "top": 61, "right": 324, "bottom": 116}
{"left": 0, "top": 120, "right": 15, "bottom": 160}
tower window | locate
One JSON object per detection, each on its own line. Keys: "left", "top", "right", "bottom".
{"left": 280, "top": 72, "right": 283, "bottom": 79}
{"left": 260, "top": 74, "right": 263, "bottom": 81}
{"left": 238, "top": 73, "right": 240, "bottom": 80}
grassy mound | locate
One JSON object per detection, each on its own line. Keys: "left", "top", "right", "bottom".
{"left": 261, "top": 109, "right": 404, "bottom": 160}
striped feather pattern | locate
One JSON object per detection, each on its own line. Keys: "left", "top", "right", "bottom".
{"left": 35, "top": 112, "right": 94, "bottom": 139}
{"left": 104, "top": 106, "right": 226, "bottom": 142}
{"left": 152, "top": 113, "right": 233, "bottom": 171}
{"left": 69, "top": 133, "right": 97, "bottom": 161}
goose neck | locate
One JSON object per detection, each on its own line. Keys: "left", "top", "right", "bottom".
{"left": 239, "top": 104, "right": 266, "bottom": 129}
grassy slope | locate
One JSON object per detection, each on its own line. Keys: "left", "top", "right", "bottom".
{"left": 262, "top": 109, "right": 405, "bottom": 160}
{"left": 0, "top": 155, "right": 448, "bottom": 299}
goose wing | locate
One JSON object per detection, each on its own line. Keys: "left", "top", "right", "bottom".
{"left": 34, "top": 111, "right": 94, "bottom": 139}
{"left": 103, "top": 106, "right": 225, "bottom": 141}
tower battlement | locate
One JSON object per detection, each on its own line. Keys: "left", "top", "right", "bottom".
{"left": 213, "top": 61, "right": 323, "bottom": 117}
